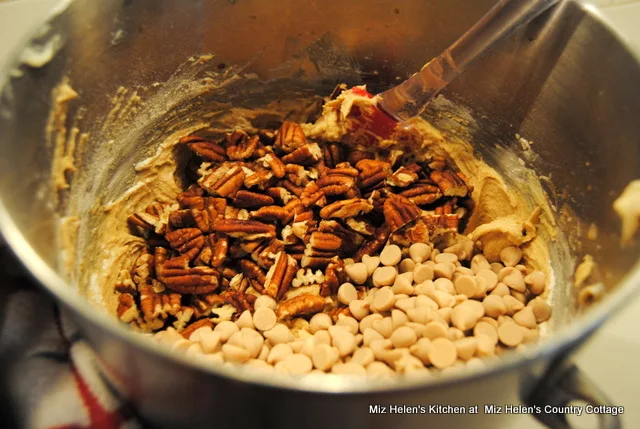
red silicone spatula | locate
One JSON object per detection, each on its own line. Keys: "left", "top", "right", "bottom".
{"left": 345, "top": 0, "right": 559, "bottom": 143}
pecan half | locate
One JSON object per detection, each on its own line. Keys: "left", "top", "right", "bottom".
{"left": 356, "top": 159, "right": 392, "bottom": 189}
{"left": 281, "top": 143, "right": 322, "bottom": 165}
{"left": 430, "top": 170, "right": 468, "bottom": 197}
{"left": 180, "top": 135, "right": 226, "bottom": 162}
{"left": 399, "top": 183, "right": 443, "bottom": 205}
{"left": 250, "top": 206, "right": 293, "bottom": 224}
{"left": 239, "top": 259, "right": 266, "bottom": 286}
{"left": 158, "top": 256, "right": 220, "bottom": 294}
{"left": 199, "top": 163, "right": 245, "bottom": 198}
{"left": 275, "top": 294, "right": 327, "bottom": 319}
{"left": 383, "top": 194, "right": 421, "bottom": 232}
{"left": 263, "top": 251, "right": 297, "bottom": 299}
{"left": 234, "top": 190, "right": 275, "bottom": 209}
{"left": 274, "top": 121, "right": 308, "bottom": 153}
{"left": 226, "top": 133, "right": 260, "bottom": 161}
{"left": 213, "top": 219, "right": 276, "bottom": 240}
{"left": 319, "top": 198, "right": 373, "bottom": 219}
{"left": 165, "top": 228, "right": 205, "bottom": 260}
{"left": 309, "top": 231, "right": 342, "bottom": 252}
{"left": 322, "top": 143, "right": 344, "bottom": 168}
{"left": 317, "top": 172, "right": 357, "bottom": 197}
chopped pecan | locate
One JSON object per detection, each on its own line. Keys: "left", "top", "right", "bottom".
{"left": 229, "top": 273, "right": 250, "bottom": 293}
{"left": 115, "top": 269, "right": 136, "bottom": 294}
{"left": 250, "top": 206, "right": 293, "bottom": 224}
{"left": 128, "top": 203, "right": 178, "bottom": 235}
{"left": 190, "top": 293, "right": 225, "bottom": 318}
{"left": 181, "top": 318, "right": 215, "bottom": 339}
{"left": 319, "top": 198, "right": 373, "bottom": 219}
{"left": 430, "top": 170, "right": 468, "bottom": 197}
{"left": 209, "top": 234, "right": 228, "bottom": 268}
{"left": 391, "top": 218, "right": 430, "bottom": 247}
{"left": 221, "top": 266, "right": 239, "bottom": 280}
{"left": 285, "top": 164, "right": 317, "bottom": 187}
{"left": 320, "top": 258, "right": 346, "bottom": 297}
{"left": 284, "top": 284, "right": 321, "bottom": 300}
{"left": 180, "top": 135, "right": 226, "bottom": 162}
{"left": 327, "top": 307, "right": 353, "bottom": 322}
{"left": 117, "top": 293, "right": 138, "bottom": 323}
{"left": 383, "top": 194, "right": 421, "bottom": 232}
{"left": 300, "top": 182, "right": 326, "bottom": 208}
{"left": 239, "top": 259, "right": 267, "bottom": 286}
{"left": 168, "top": 210, "right": 196, "bottom": 229}
{"left": 274, "top": 121, "right": 308, "bottom": 153}
{"left": 318, "top": 220, "right": 364, "bottom": 253}
{"left": 244, "top": 170, "right": 275, "bottom": 190}
{"left": 422, "top": 211, "right": 459, "bottom": 233}
{"left": 132, "top": 252, "right": 155, "bottom": 286}
{"left": 276, "top": 294, "right": 327, "bottom": 319}
{"left": 250, "top": 238, "right": 285, "bottom": 269}
{"left": 281, "top": 143, "right": 322, "bottom": 165}
{"left": 233, "top": 190, "right": 275, "bottom": 209}
{"left": 345, "top": 217, "right": 376, "bottom": 236}
{"left": 220, "top": 290, "right": 256, "bottom": 314}
{"left": 226, "top": 133, "right": 260, "bottom": 160}
{"left": 260, "top": 153, "right": 286, "bottom": 179}
{"left": 165, "top": 228, "right": 205, "bottom": 260}
{"left": 399, "top": 183, "right": 443, "bottom": 205}
{"left": 266, "top": 187, "right": 296, "bottom": 205}
{"left": 387, "top": 166, "right": 419, "bottom": 187}
{"left": 355, "top": 223, "right": 391, "bottom": 261}
{"left": 281, "top": 179, "right": 305, "bottom": 197}
{"left": 139, "top": 284, "right": 175, "bottom": 330}
{"left": 300, "top": 255, "right": 334, "bottom": 269}
{"left": 213, "top": 219, "right": 276, "bottom": 240}
{"left": 291, "top": 268, "right": 325, "bottom": 288}
{"left": 158, "top": 256, "right": 220, "bottom": 294}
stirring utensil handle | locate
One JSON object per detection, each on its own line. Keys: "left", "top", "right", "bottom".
{"left": 378, "top": 0, "right": 559, "bottom": 121}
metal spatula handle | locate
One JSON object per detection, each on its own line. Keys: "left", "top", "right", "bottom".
{"left": 378, "top": 0, "right": 559, "bottom": 121}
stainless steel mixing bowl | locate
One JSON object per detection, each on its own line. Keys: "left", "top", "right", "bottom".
{"left": 0, "top": 0, "right": 639, "bottom": 428}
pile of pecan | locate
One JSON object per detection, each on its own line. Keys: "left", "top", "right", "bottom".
{"left": 116, "top": 116, "right": 472, "bottom": 334}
